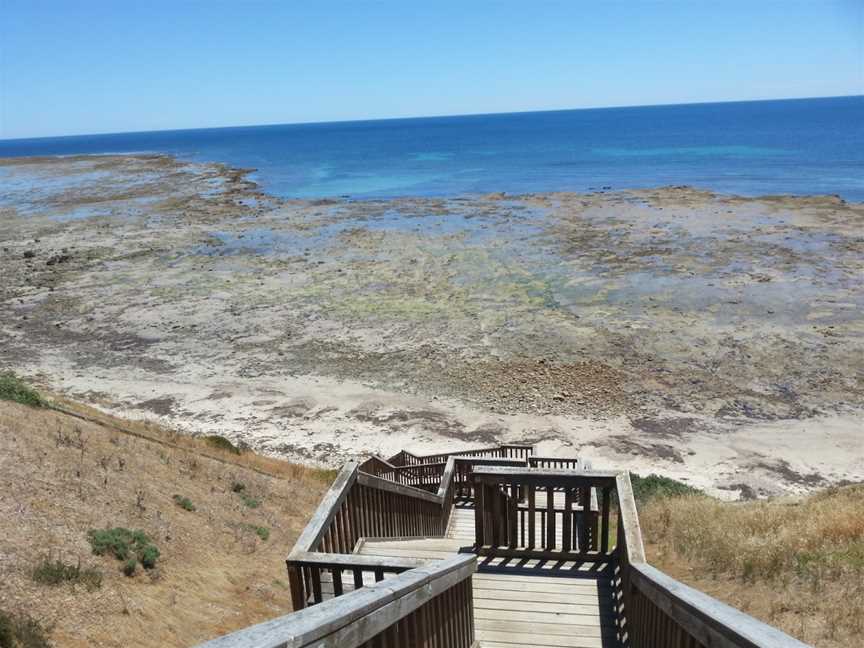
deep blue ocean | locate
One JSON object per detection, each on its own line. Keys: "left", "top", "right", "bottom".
{"left": 1, "top": 96, "right": 862, "bottom": 200}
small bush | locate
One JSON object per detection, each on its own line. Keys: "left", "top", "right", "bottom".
{"left": 0, "top": 372, "right": 44, "bottom": 407}
{"left": 0, "top": 609, "right": 52, "bottom": 648}
{"left": 230, "top": 482, "right": 261, "bottom": 507}
{"left": 87, "top": 527, "right": 159, "bottom": 575}
{"left": 139, "top": 544, "right": 160, "bottom": 569}
{"left": 205, "top": 435, "right": 241, "bottom": 454}
{"left": 172, "top": 494, "right": 196, "bottom": 512}
{"left": 32, "top": 556, "right": 102, "bottom": 591}
{"left": 240, "top": 493, "right": 260, "bottom": 509}
{"left": 629, "top": 473, "right": 702, "bottom": 503}
{"left": 122, "top": 558, "right": 137, "bottom": 577}
{"left": 250, "top": 525, "right": 269, "bottom": 541}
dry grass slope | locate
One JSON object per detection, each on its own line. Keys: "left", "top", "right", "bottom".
{"left": 641, "top": 487, "right": 864, "bottom": 647}
{"left": 0, "top": 397, "right": 331, "bottom": 648}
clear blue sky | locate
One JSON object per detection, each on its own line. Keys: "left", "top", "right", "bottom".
{"left": 1, "top": 0, "right": 862, "bottom": 139}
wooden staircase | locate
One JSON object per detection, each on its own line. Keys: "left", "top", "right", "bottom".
{"left": 195, "top": 444, "right": 811, "bottom": 648}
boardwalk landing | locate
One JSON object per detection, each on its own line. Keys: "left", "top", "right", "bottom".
{"left": 357, "top": 500, "right": 619, "bottom": 648}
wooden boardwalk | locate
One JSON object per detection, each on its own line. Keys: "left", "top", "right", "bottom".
{"left": 357, "top": 500, "right": 620, "bottom": 648}
{"left": 197, "top": 448, "right": 812, "bottom": 648}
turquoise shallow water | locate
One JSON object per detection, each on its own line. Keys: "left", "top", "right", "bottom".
{"left": 1, "top": 96, "right": 862, "bottom": 200}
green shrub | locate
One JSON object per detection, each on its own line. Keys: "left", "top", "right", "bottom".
{"left": 238, "top": 523, "right": 269, "bottom": 541}
{"left": 205, "top": 435, "right": 241, "bottom": 454}
{"left": 240, "top": 493, "right": 260, "bottom": 509}
{"left": 122, "top": 558, "right": 137, "bottom": 577}
{"left": 32, "top": 556, "right": 102, "bottom": 591}
{"left": 629, "top": 473, "right": 702, "bottom": 503}
{"left": 0, "top": 609, "right": 52, "bottom": 648}
{"left": 139, "top": 545, "right": 160, "bottom": 569}
{"left": 87, "top": 527, "right": 159, "bottom": 575}
{"left": 0, "top": 372, "right": 44, "bottom": 407}
{"left": 172, "top": 494, "right": 196, "bottom": 512}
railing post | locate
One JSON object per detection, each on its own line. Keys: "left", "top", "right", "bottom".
{"left": 474, "top": 478, "right": 485, "bottom": 548}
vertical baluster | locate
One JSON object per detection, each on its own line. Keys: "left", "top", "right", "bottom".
{"left": 601, "top": 486, "right": 611, "bottom": 554}
{"left": 491, "top": 481, "right": 502, "bottom": 548}
{"left": 311, "top": 567, "right": 322, "bottom": 604}
{"left": 332, "top": 567, "right": 343, "bottom": 596}
{"left": 562, "top": 487, "right": 573, "bottom": 552}
{"left": 474, "top": 480, "right": 485, "bottom": 547}
{"left": 287, "top": 563, "right": 305, "bottom": 610}
{"left": 508, "top": 481, "right": 518, "bottom": 549}
{"left": 579, "top": 485, "right": 591, "bottom": 554}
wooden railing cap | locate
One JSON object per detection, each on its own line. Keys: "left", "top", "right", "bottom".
{"left": 356, "top": 470, "right": 443, "bottom": 503}
{"left": 287, "top": 550, "right": 430, "bottom": 570}
{"left": 452, "top": 456, "right": 527, "bottom": 464}
{"left": 290, "top": 462, "right": 359, "bottom": 554}
{"left": 472, "top": 466, "right": 619, "bottom": 480}
{"left": 194, "top": 555, "right": 476, "bottom": 648}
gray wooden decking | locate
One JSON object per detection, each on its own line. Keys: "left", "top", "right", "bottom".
{"left": 356, "top": 500, "right": 620, "bottom": 648}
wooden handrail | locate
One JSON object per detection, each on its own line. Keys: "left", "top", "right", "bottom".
{"left": 473, "top": 466, "right": 618, "bottom": 485}
{"left": 356, "top": 471, "right": 444, "bottom": 503}
{"left": 615, "top": 471, "right": 645, "bottom": 564}
{"left": 436, "top": 456, "right": 458, "bottom": 499}
{"left": 357, "top": 454, "right": 401, "bottom": 480}
{"left": 613, "top": 470, "right": 809, "bottom": 648}
{"left": 528, "top": 455, "right": 591, "bottom": 470}
{"left": 288, "top": 551, "right": 427, "bottom": 570}
{"left": 290, "top": 462, "right": 359, "bottom": 554}
{"left": 629, "top": 563, "right": 808, "bottom": 648}
{"left": 196, "top": 555, "right": 477, "bottom": 648}
{"left": 388, "top": 443, "right": 535, "bottom": 466}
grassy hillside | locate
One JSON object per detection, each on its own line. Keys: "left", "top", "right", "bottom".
{"left": 2, "top": 373, "right": 861, "bottom": 648}
{"left": 0, "top": 383, "right": 331, "bottom": 648}
{"left": 641, "top": 483, "right": 864, "bottom": 647}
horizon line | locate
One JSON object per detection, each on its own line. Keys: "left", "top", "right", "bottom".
{"left": 2, "top": 93, "right": 861, "bottom": 143}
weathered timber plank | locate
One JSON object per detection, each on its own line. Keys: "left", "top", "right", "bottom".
{"left": 476, "top": 629, "right": 605, "bottom": 648}
{"left": 475, "top": 617, "right": 614, "bottom": 637}
{"left": 472, "top": 587, "right": 603, "bottom": 605}
{"left": 472, "top": 598, "right": 613, "bottom": 617}
{"left": 473, "top": 608, "right": 616, "bottom": 629}
{"left": 471, "top": 577, "right": 611, "bottom": 593}
{"left": 472, "top": 572, "right": 614, "bottom": 586}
